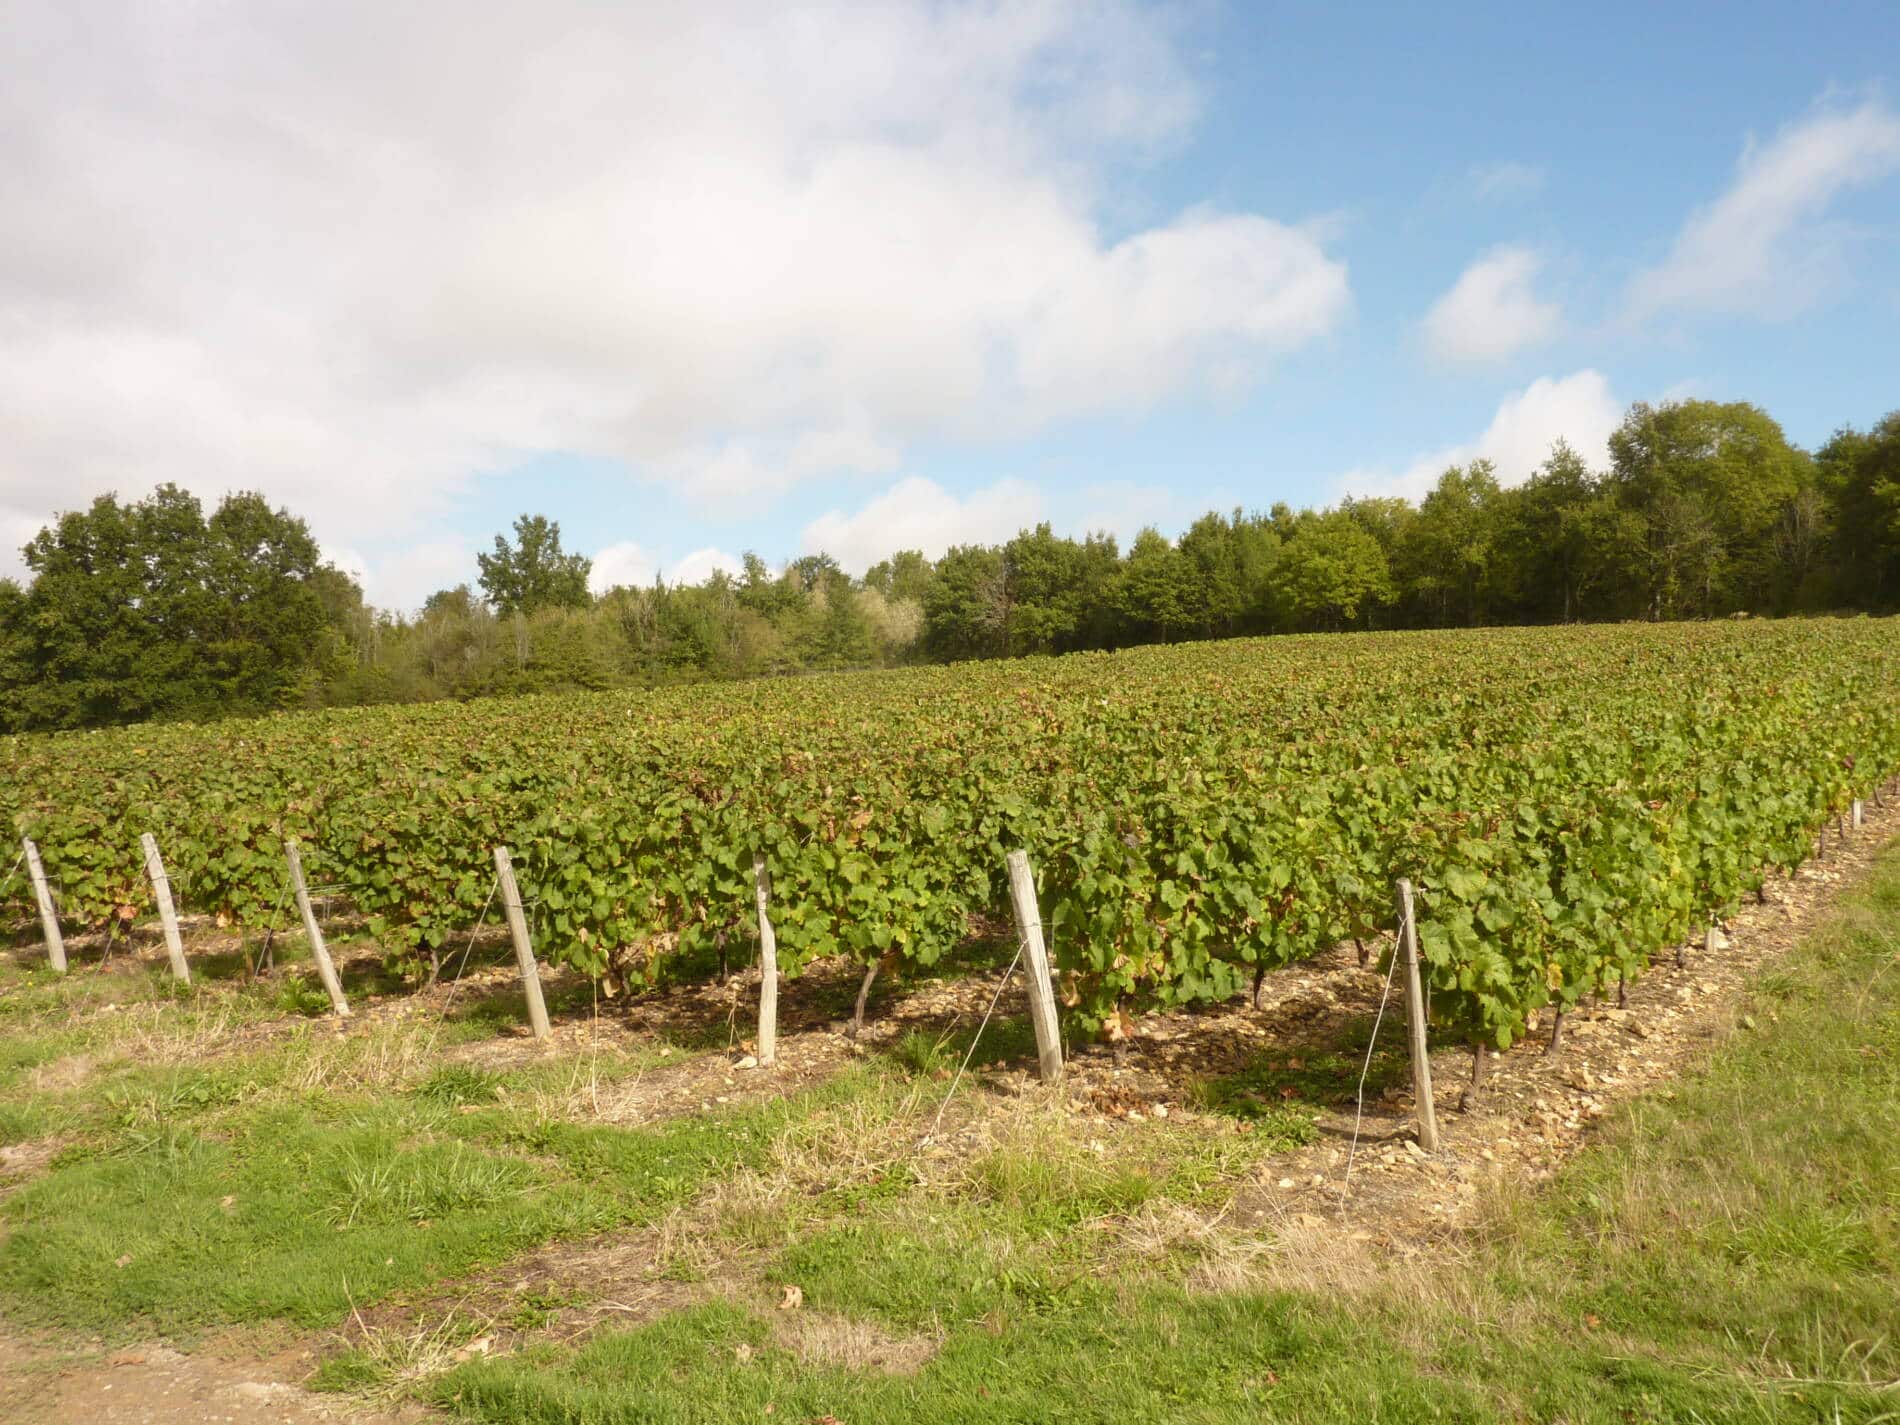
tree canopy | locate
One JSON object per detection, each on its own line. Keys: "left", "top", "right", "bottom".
{"left": 0, "top": 485, "right": 344, "bottom": 729}
{"left": 476, "top": 514, "right": 592, "bottom": 616}
{"left": 4, "top": 398, "right": 1898, "bottom": 732}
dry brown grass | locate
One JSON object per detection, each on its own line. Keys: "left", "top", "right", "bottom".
{"left": 25, "top": 1054, "right": 96, "bottom": 1094}
{"left": 88, "top": 998, "right": 258, "bottom": 1065}
{"left": 335, "top": 1306, "right": 488, "bottom": 1397}
{"left": 768, "top": 1310, "right": 941, "bottom": 1375}
{"left": 772, "top": 1086, "right": 932, "bottom": 1190}
{"left": 281, "top": 1018, "right": 437, "bottom": 1095}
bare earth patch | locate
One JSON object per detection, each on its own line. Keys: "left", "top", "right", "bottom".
{"left": 0, "top": 1329, "right": 430, "bottom": 1425}
{"left": 342, "top": 1224, "right": 718, "bottom": 1358}
{"left": 0, "top": 1137, "right": 66, "bottom": 1193}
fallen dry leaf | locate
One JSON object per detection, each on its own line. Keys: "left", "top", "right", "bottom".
{"left": 778, "top": 1283, "right": 804, "bottom": 1311}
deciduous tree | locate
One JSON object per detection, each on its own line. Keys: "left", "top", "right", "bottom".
{"left": 476, "top": 514, "right": 592, "bottom": 616}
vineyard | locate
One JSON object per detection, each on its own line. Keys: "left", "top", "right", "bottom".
{"left": 4, "top": 619, "right": 1899, "bottom": 1053}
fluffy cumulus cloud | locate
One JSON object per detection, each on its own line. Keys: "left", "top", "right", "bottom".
{"left": 0, "top": 1, "right": 1350, "bottom": 581}
{"left": 801, "top": 477, "right": 1045, "bottom": 572}
{"left": 1627, "top": 98, "right": 1900, "bottom": 320}
{"left": 798, "top": 474, "right": 1192, "bottom": 571}
{"left": 671, "top": 548, "right": 746, "bottom": 586}
{"left": 586, "top": 542, "right": 741, "bottom": 594}
{"left": 1065, "top": 481, "right": 1186, "bottom": 548}
{"left": 587, "top": 542, "right": 660, "bottom": 597}
{"left": 348, "top": 540, "right": 482, "bottom": 614}
{"left": 1421, "top": 246, "right": 1561, "bottom": 363}
{"left": 1341, "top": 370, "right": 1621, "bottom": 504}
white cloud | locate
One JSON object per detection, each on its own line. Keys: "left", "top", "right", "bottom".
{"left": 0, "top": 1, "right": 1349, "bottom": 580}
{"left": 1469, "top": 161, "right": 1546, "bottom": 201}
{"left": 1066, "top": 482, "right": 1185, "bottom": 549}
{"left": 588, "top": 541, "right": 748, "bottom": 592}
{"left": 352, "top": 539, "right": 481, "bottom": 615}
{"left": 588, "top": 541, "right": 660, "bottom": 595}
{"left": 0, "top": 512, "right": 41, "bottom": 581}
{"left": 324, "top": 547, "right": 373, "bottom": 593}
{"left": 802, "top": 477, "right": 1045, "bottom": 572}
{"left": 671, "top": 548, "right": 746, "bottom": 585}
{"left": 1627, "top": 98, "right": 1900, "bottom": 320}
{"left": 1014, "top": 211, "right": 1351, "bottom": 420}
{"left": 1421, "top": 246, "right": 1560, "bottom": 363}
{"left": 1341, "top": 370, "right": 1621, "bottom": 503}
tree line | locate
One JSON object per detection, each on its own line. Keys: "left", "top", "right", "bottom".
{"left": 2, "top": 397, "right": 1896, "bottom": 731}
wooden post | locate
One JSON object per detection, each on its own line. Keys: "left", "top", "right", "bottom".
{"left": 1395, "top": 878, "right": 1438, "bottom": 1152}
{"left": 139, "top": 833, "right": 191, "bottom": 983}
{"left": 21, "top": 839, "right": 66, "bottom": 973}
{"left": 1852, "top": 799, "right": 1864, "bottom": 830}
{"left": 492, "top": 846, "right": 550, "bottom": 1040}
{"left": 1004, "top": 849, "right": 1063, "bottom": 1085}
{"left": 1705, "top": 919, "right": 1718, "bottom": 960}
{"left": 752, "top": 855, "right": 778, "bottom": 1068}
{"left": 284, "top": 840, "right": 349, "bottom": 1017}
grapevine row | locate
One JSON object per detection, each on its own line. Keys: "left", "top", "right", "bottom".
{"left": 3, "top": 620, "right": 1897, "bottom": 1049}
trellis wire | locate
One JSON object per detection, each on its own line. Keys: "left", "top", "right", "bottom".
{"left": 922, "top": 922, "right": 1046, "bottom": 1143}
{"left": 1340, "top": 923, "right": 1404, "bottom": 1204}
{"left": 425, "top": 874, "right": 503, "bottom": 1045}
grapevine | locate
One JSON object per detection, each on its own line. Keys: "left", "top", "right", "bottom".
{"left": 3, "top": 620, "right": 1896, "bottom": 1050}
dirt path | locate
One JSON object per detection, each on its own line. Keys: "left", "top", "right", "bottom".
{"left": 0, "top": 1331, "right": 429, "bottom": 1424}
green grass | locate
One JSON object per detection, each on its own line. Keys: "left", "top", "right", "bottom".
{"left": 4, "top": 845, "right": 1899, "bottom": 1421}
{"left": 0, "top": 1034, "right": 879, "bottom": 1337}
{"left": 411, "top": 1062, "right": 503, "bottom": 1107}
{"left": 435, "top": 850, "right": 1900, "bottom": 1424}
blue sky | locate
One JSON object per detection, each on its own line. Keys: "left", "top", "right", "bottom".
{"left": 2, "top": 1, "right": 1896, "bottom": 608}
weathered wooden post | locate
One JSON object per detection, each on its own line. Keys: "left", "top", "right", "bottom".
{"left": 752, "top": 855, "right": 778, "bottom": 1068}
{"left": 21, "top": 838, "right": 66, "bottom": 973}
{"left": 492, "top": 846, "right": 551, "bottom": 1040}
{"left": 284, "top": 839, "right": 349, "bottom": 1017}
{"left": 139, "top": 833, "right": 191, "bottom": 983}
{"left": 1852, "top": 799, "right": 1864, "bottom": 831}
{"left": 1395, "top": 877, "right": 1439, "bottom": 1152}
{"left": 1004, "top": 849, "right": 1063, "bottom": 1085}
